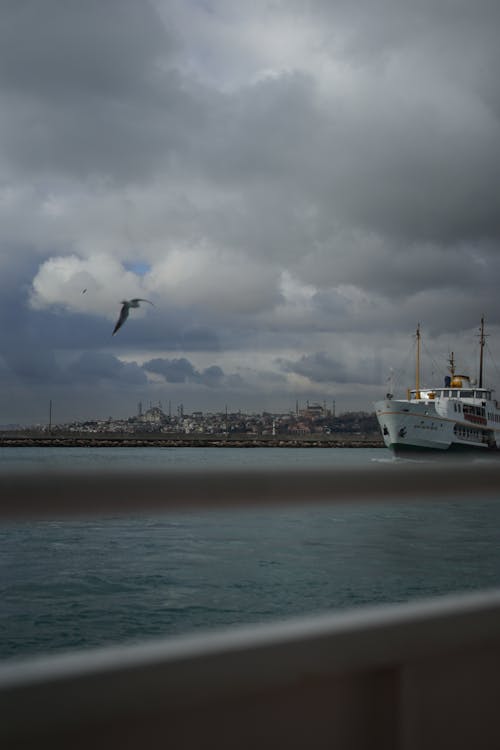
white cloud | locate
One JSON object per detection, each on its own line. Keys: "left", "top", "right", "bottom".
{"left": 29, "top": 254, "right": 152, "bottom": 318}
{"left": 150, "top": 242, "right": 282, "bottom": 313}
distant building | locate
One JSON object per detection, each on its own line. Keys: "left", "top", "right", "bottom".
{"left": 141, "top": 406, "right": 166, "bottom": 424}
{"left": 300, "top": 402, "right": 326, "bottom": 419}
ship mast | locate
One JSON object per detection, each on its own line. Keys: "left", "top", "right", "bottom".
{"left": 479, "top": 315, "right": 486, "bottom": 388}
{"left": 415, "top": 323, "right": 421, "bottom": 397}
{"left": 448, "top": 351, "right": 455, "bottom": 379}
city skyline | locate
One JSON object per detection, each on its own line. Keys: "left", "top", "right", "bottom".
{"left": 5, "top": 399, "right": 379, "bottom": 438}
{"left": 1, "top": 1, "right": 499, "bottom": 424}
{"left": 7, "top": 396, "right": 343, "bottom": 429}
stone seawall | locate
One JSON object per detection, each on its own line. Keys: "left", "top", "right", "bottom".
{"left": 0, "top": 434, "right": 384, "bottom": 449}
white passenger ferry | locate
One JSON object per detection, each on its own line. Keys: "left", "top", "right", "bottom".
{"left": 375, "top": 319, "right": 500, "bottom": 455}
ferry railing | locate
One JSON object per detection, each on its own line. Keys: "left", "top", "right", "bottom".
{"left": 1, "top": 463, "right": 500, "bottom": 749}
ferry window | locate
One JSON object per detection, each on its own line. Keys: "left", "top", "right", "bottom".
{"left": 460, "top": 390, "right": 473, "bottom": 397}
{"left": 443, "top": 390, "right": 449, "bottom": 397}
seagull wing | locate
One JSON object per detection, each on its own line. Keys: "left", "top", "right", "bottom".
{"left": 112, "top": 303, "right": 130, "bottom": 335}
{"left": 131, "top": 298, "right": 155, "bottom": 307}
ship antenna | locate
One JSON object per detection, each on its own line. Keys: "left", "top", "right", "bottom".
{"left": 479, "top": 315, "right": 487, "bottom": 388}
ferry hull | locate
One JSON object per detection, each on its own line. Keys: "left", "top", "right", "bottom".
{"left": 374, "top": 399, "right": 498, "bottom": 455}
{"left": 388, "top": 441, "right": 497, "bottom": 458}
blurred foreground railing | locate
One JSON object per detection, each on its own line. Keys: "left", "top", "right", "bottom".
{"left": 1, "top": 463, "right": 500, "bottom": 749}
{"left": 2, "top": 462, "right": 500, "bottom": 518}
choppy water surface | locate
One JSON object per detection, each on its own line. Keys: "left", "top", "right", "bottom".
{"left": 1, "top": 446, "right": 500, "bottom": 660}
{"left": 0, "top": 444, "right": 384, "bottom": 472}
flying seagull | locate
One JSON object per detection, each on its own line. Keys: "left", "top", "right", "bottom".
{"left": 112, "top": 298, "right": 154, "bottom": 336}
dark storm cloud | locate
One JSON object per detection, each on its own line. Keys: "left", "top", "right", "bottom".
{"left": 144, "top": 356, "right": 197, "bottom": 383}
{"left": 227, "top": 73, "right": 500, "bottom": 248}
{"left": 135, "top": 316, "right": 222, "bottom": 352}
{"left": 279, "top": 352, "right": 378, "bottom": 386}
{"left": 304, "top": 241, "right": 500, "bottom": 301}
{"left": 198, "top": 72, "right": 317, "bottom": 185}
{"left": 0, "top": 269, "right": 71, "bottom": 386}
{"left": 179, "top": 326, "right": 221, "bottom": 351}
{"left": 143, "top": 356, "right": 240, "bottom": 387}
{"left": 0, "top": 0, "right": 171, "bottom": 97}
{"left": 2, "top": 0, "right": 499, "bottom": 247}
{"left": 2, "top": 346, "right": 64, "bottom": 385}
{"left": 1, "top": 346, "right": 147, "bottom": 389}
{"left": 192, "top": 2, "right": 500, "bottom": 252}
{"left": 200, "top": 364, "right": 224, "bottom": 386}
{"left": 0, "top": 0, "right": 202, "bottom": 181}
{"left": 307, "top": 0, "right": 500, "bottom": 88}
{"left": 67, "top": 352, "right": 147, "bottom": 385}
{"left": 299, "top": 0, "right": 500, "bottom": 246}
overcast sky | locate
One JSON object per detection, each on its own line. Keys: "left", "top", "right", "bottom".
{"left": 1, "top": 0, "right": 499, "bottom": 424}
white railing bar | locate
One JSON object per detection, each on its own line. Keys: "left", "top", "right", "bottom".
{"left": 2, "top": 587, "right": 500, "bottom": 689}
{"left": 1, "top": 589, "right": 500, "bottom": 747}
{"left": 1, "top": 463, "right": 500, "bottom": 519}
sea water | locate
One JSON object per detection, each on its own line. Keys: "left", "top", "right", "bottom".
{"left": 1, "top": 446, "right": 500, "bottom": 660}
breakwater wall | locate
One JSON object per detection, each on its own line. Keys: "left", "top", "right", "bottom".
{"left": 0, "top": 434, "right": 384, "bottom": 449}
